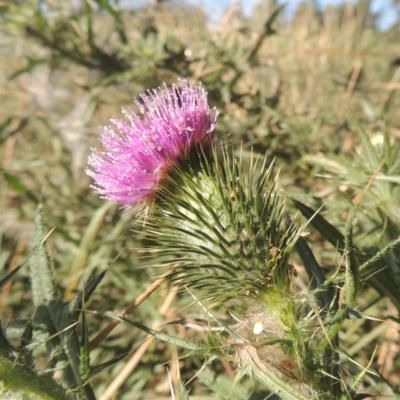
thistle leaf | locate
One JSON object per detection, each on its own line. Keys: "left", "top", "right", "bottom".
{"left": 198, "top": 368, "right": 267, "bottom": 400}
{"left": 68, "top": 271, "right": 106, "bottom": 320}
{"left": 177, "top": 375, "right": 190, "bottom": 400}
{"left": 27, "top": 206, "right": 97, "bottom": 399}
{"left": 29, "top": 206, "right": 59, "bottom": 307}
{"left": 348, "top": 110, "right": 380, "bottom": 170}
{"left": 89, "top": 353, "right": 128, "bottom": 376}
{"left": 102, "top": 312, "right": 204, "bottom": 352}
{"left": 0, "top": 264, "right": 23, "bottom": 289}
{"left": 343, "top": 210, "right": 360, "bottom": 304}
{"left": 292, "top": 199, "right": 400, "bottom": 311}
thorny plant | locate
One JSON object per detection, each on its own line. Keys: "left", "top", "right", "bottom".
{"left": 1, "top": 1, "right": 400, "bottom": 398}
{"left": 1, "top": 80, "right": 399, "bottom": 400}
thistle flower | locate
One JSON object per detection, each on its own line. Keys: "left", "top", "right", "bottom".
{"left": 86, "top": 81, "right": 344, "bottom": 399}
{"left": 87, "top": 80, "right": 218, "bottom": 206}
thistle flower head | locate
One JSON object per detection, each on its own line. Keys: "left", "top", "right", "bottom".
{"left": 87, "top": 80, "right": 218, "bottom": 206}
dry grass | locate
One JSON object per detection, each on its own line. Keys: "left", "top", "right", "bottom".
{"left": 0, "top": 0, "right": 399, "bottom": 398}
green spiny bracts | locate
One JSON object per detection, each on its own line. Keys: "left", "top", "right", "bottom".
{"left": 141, "top": 144, "right": 329, "bottom": 397}
{"left": 146, "top": 144, "right": 304, "bottom": 304}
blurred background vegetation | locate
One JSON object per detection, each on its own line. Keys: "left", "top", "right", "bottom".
{"left": 1, "top": 0, "right": 399, "bottom": 398}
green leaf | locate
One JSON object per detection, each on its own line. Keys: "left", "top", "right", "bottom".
{"left": 69, "top": 271, "right": 106, "bottom": 320}
{"left": 28, "top": 207, "right": 97, "bottom": 399}
{"left": 238, "top": 363, "right": 310, "bottom": 400}
{"left": 348, "top": 110, "right": 380, "bottom": 170}
{"left": 198, "top": 368, "right": 267, "bottom": 400}
{"left": 291, "top": 199, "right": 345, "bottom": 250}
{"left": 79, "top": 309, "right": 90, "bottom": 381}
{"left": 29, "top": 206, "right": 59, "bottom": 307}
{"left": 292, "top": 235, "right": 332, "bottom": 309}
{"left": 0, "top": 264, "right": 23, "bottom": 289}
{"left": 343, "top": 211, "right": 360, "bottom": 304}
{"left": 0, "top": 342, "right": 72, "bottom": 400}
{"left": 103, "top": 312, "right": 204, "bottom": 352}
{"left": 177, "top": 375, "right": 190, "bottom": 400}
{"left": 3, "top": 172, "right": 38, "bottom": 203}
{"left": 292, "top": 199, "right": 400, "bottom": 311}
{"left": 89, "top": 353, "right": 128, "bottom": 376}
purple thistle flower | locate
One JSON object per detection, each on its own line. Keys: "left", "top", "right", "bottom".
{"left": 87, "top": 80, "right": 218, "bottom": 206}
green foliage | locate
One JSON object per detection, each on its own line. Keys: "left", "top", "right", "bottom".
{"left": 0, "top": 207, "right": 109, "bottom": 399}
{"left": 1, "top": 0, "right": 400, "bottom": 399}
